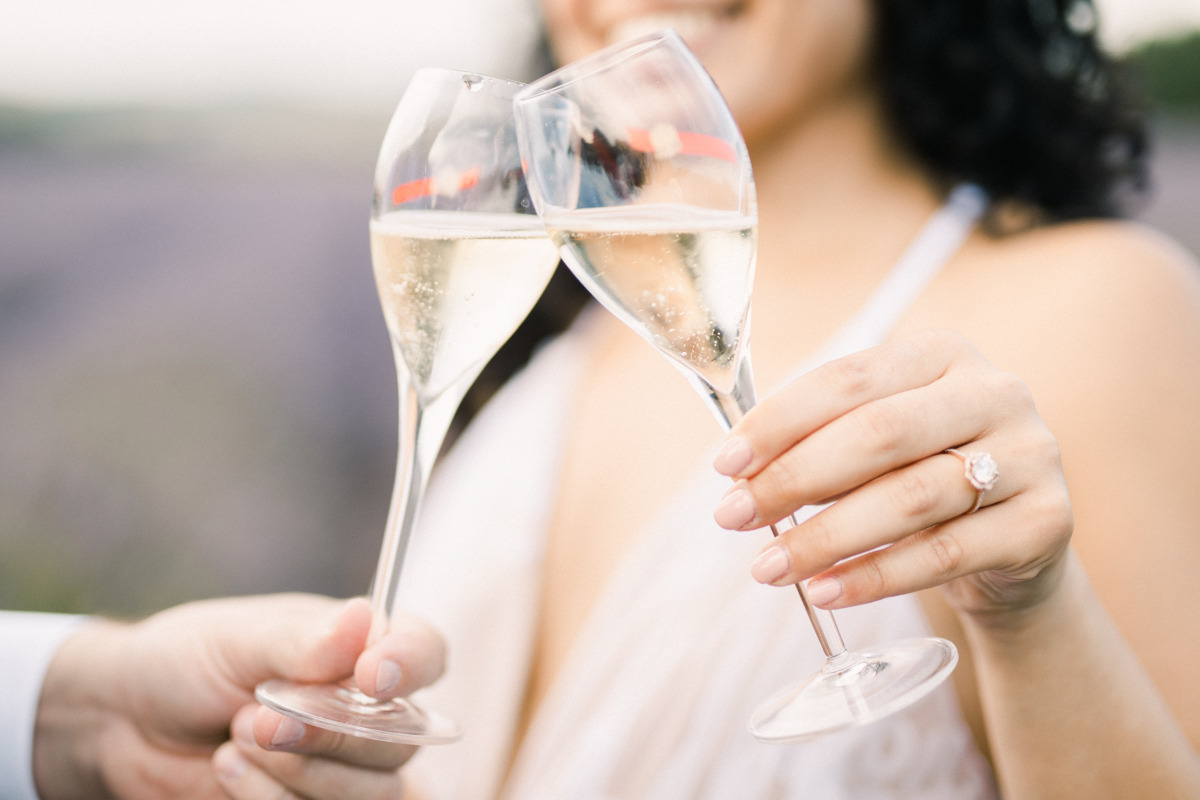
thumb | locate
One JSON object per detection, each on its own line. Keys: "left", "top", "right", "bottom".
{"left": 173, "top": 594, "right": 375, "bottom": 690}
{"left": 281, "top": 595, "right": 374, "bottom": 684}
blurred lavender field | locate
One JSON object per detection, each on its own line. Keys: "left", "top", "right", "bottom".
{"left": 0, "top": 107, "right": 400, "bottom": 614}
{"left": 0, "top": 106, "right": 1197, "bottom": 617}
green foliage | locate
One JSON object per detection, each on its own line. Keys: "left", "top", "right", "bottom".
{"left": 1130, "top": 30, "right": 1200, "bottom": 113}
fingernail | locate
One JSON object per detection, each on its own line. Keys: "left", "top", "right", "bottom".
{"left": 750, "top": 545, "right": 791, "bottom": 584}
{"left": 213, "top": 743, "right": 248, "bottom": 782}
{"left": 714, "top": 486, "right": 757, "bottom": 529}
{"left": 806, "top": 576, "right": 843, "bottom": 607}
{"left": 375, "top": 659, "right": 402, "bottom": 694}
{"left": 714, "top": 435, "right": 753, "bottom": 476}
{"left": 269, "top": 716, "right": 306, "bottom": 748}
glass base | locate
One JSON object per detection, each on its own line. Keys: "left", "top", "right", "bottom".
{"left": 255, "top": 679, "right": 461, "bottom": 745}
{"left": 749, "top": 636, "right": 958, "bottom": 743}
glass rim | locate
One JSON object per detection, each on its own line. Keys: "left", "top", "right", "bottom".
{"left": 407, "top": 66, "right": 528, "bottom": 98}
{"left": 514, "top": 28, "right": 686, "bottom": 104}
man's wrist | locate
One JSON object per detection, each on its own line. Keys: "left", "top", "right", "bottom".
{"left": 33, "top": 619, "right": 130, "bottom": 800}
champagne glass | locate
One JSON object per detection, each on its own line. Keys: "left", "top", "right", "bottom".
{"left": 256, "top": 68, "right": 559, "bottom": 743}
{"left": 513, "top": 30, "right": 958, "bottom": 743}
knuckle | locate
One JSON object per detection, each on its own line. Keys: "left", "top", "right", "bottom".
{"left": 857, "top": 552, "right": 890, "bottom": 597}
{"left": 993, "top": 368, "right": 1029, "bottom": 397}
{"left": 923, "top": 528, "right": 966, "bottom": 580}
{"left": 758, "top": 453, "right": 808, "bottom": 512}
{"left": 1029, "top": 426, "right": 1063, "bottom": 467}
{"left": 1022, "top": 484, "right": 1074, "bottom": 546}
{"left": 987, "top": 369, "right": 1034, "bottom": 412}
{"left": 821, "top": 351, "right": 875, "bottom": 399}
{"left": 941, "top": 328, "right": 980, "bottom": 358}
{"left": 854, "top": 401, "right": 909, "bottom": 454}
{"left": 983, "top": 485, "right": 1072, "bottom": 582}
{"left": 888, "top": 467, "right": 941, "bottom": 519}
{"left": 797, "top": 513, "right": 841, "bottom": 572}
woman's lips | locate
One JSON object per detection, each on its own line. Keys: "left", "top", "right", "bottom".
{"left": 605, "top": 5, "right": 742, "bottom": 48}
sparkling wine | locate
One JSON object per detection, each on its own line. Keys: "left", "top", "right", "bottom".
{"left": 370, "top": 209, "right": 559, "bottom": 402}
{"left": 547, "top": 205, "right": 756, "bottom": 394}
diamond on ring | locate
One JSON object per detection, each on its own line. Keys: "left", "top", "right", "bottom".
{"left": 945, "top": 448, "right": 998, "bottom": 514}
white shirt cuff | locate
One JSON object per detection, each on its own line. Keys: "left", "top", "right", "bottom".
{"left": 0, "top": 612, "right": 88, "bottom": 800}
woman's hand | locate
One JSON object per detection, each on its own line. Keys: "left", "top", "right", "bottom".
{"left": 712, "top": 329, "right": 1074, "bottom": 620}
{"left": 34, "top": 594, "right": 444, "bottom": 800}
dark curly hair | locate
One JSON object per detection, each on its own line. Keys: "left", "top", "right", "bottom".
{"left": 448, "top": 0, "right": 1150, "bottom": 443}
{"left": 874, "top": 0, "right": 1149, "bottom": 223}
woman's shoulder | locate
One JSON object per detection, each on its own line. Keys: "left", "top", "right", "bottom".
{"left": 927, "top": 217, "right": 1200, "bottom": 436}
{"left": 989, "top": 217, "right": 1197, "bottom": 291}
{"left": 954, "top": 218, "right": 1200, "bottom": 354}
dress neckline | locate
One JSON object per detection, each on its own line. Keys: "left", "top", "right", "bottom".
{"left": 803, "top": 183, "right": 988, "bottom": 371}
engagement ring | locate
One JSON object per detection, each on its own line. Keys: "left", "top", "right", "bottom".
{"left": 945, "top": 448, "right": 999, "bottom": 514}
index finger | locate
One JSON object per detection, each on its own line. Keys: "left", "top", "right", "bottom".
{"left": 355, "top": 612, "right": 447, "bottom": 701}
{"left": 249, "top": 704, "right": 418, "bottom": 771}
{"left": 713, "top": 330, "right": 977, "bottom": 479}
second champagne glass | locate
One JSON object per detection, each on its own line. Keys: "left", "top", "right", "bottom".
{"left": 514, "top": 30, "right": 958, "bottom": 742}
{"left": 256, "top": 68, "right": 560, "bottom": 743}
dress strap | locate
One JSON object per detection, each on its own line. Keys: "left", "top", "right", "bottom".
{"left": 805, "top": 183, "right": 988, "bottom": 369}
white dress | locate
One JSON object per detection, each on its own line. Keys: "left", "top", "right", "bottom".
{"left": 398, "top": 186, "right": 999, "bottom": 800}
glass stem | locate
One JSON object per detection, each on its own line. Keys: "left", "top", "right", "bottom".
{"left": 367, "top": 365, "right": 467, "bottom": 644}
{"left": 369, "top": 380, "right": 427, "bottom": 643}
{"left": 777, "top": 516, "right": 848, "bottom": 660}
{"left": 692, "top": 357, "right": 849, "bottom": 661}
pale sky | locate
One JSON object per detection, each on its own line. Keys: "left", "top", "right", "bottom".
{"left": 0, "top": 0, "right": 545, "bottom": 111}
{"left": 0, "top": 0, "right": 1196, "bottom": 111}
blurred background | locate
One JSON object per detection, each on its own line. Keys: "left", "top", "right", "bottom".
{"left": 1, "top": 0, "right": 1198, "bottom": 617}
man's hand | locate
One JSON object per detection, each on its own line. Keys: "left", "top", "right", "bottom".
{"left": 33, "top": 594, "right": 444, "bottom": 799}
